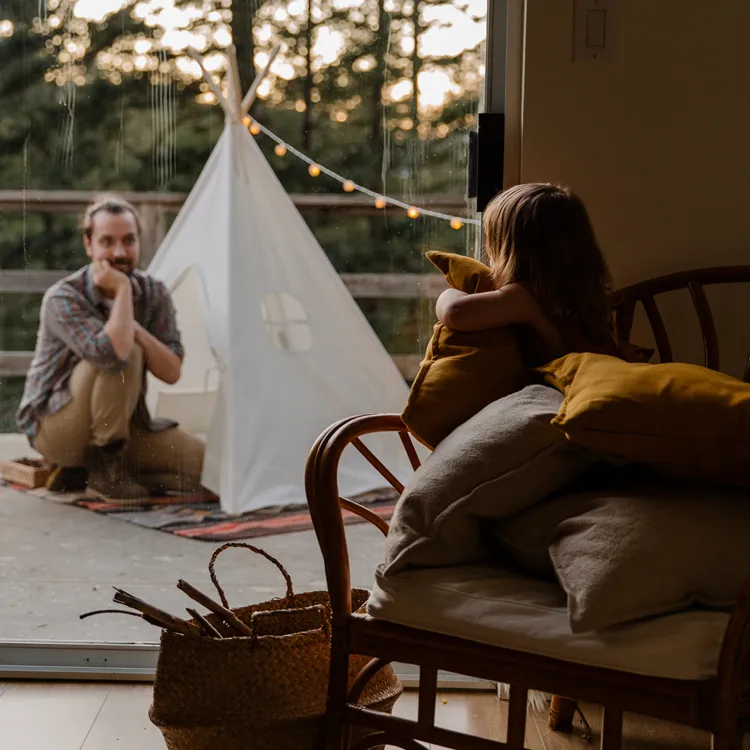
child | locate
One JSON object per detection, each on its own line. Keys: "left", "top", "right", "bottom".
{"left": 436, "top": 182, "right": 617, "bottom": 367}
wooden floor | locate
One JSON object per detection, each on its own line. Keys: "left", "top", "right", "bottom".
{"left": 0, "top": 681, "right": 745, "bottom": 749}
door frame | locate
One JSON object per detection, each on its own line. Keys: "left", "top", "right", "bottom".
{"left": 484, "top": 0, "right": 525, "bottom": 189}
{"left": 0, "top": 641, "right": 495, "bottom": 689}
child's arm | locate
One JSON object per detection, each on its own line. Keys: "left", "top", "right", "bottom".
{"left": 436, "top": 284, "right": 540, "bottom": 331}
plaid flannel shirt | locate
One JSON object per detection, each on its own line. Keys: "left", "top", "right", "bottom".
{"left": 16, "top": 266, "right": 184, "bottom": 442}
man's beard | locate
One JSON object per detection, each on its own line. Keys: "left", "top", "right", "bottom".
{"left": 112, "top": 259, "right": 135, "bottom": 275}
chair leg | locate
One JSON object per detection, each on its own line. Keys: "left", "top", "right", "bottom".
{"left": 324, "top": 642, "right": 350, "bottom": 750}
{"left": 506, "top": 685, "right": 528, "bottom": 750}
{"left": 600, "top": 707, "right": 623, "bottom": 750}
{"left": 549, "top": 695, "right": 577, "bottom": 731}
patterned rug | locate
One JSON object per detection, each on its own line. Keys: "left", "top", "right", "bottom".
{"left": 2, "top": 479, "right": 398, "bottom": 541}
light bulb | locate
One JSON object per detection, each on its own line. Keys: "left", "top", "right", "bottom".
{"left": 450, "top": 218, "right": 463, "bottom": 230}
{"left": 242, "top": 115, "right": 251, "bottom": 127}
{"left": 274, "top": 144, "right": 287, "bottom": 157}
{"left": 249, "top": 122, "right": 261, "bottom": 135}
{"left": 309, "top": 164, "right": 321, "bottom": 177}
{"left": 343, "top": 180, "right": 355, "bottom": 192}
{"left": 407, "top": 207, "right": 420, "bottom": 219}
{"left": 374, "top": 197, "right": 387, "bottom": 209}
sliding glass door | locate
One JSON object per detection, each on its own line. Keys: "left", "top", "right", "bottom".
{"left": 0, "top": 0, "right": 505, "bottom": 685}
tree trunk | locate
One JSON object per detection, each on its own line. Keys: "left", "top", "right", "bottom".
{"left": 232, "top": 0, "right": 255, "bottom": 95}
{"left": 411, "top": 0, "right": 421, "bottom": 128}
{"left": 302, "top": 0, "right": 314, "bottom": 150}
{"left": 370, "top": 0, "right": 388, "bottom": 182}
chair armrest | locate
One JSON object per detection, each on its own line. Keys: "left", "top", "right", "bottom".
{"left": 305, "top": 413, "right": 416, "bottom": 624}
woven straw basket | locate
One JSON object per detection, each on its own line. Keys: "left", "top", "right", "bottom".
{"left": 149, "top": 543, "right": 403, "bottom": 749}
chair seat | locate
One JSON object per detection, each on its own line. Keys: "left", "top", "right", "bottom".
{"left": 367, "top": 564, "right": 729, "bottom": 681}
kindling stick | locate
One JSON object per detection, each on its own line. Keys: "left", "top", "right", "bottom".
{"left": 176, "top": 579, "right": 254, "bottom": 637}
{"left": 186, "top": 607, "right": 224, "bottom": 638}
{"left": 113, "top": 587, "right": 201, "bottom": 637}
{"left": 80, "top": 607, "right": 196, "bottom": 636}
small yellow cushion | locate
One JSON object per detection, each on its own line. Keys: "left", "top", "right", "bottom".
{"left": 401, "top": 251, "right": 526, "bottom": 449}
{"left": 426, "top": 250, "right": 496, "bottom": 295}
{"left": 539, "top": 352, "right": 750, "bottom": 486}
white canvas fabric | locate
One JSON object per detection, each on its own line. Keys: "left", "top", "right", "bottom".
{"left": 146, "top": 121, "right": 415, "bottom": 513}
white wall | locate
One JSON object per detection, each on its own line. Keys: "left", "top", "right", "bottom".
{"left": 518, "top": 0, "right": 750, "bottom": 373}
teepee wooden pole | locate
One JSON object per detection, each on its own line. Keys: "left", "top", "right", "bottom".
{"left": 226, "top": 45, "right": 244, "bottom": 119}
{"left": 187, "top": 48, "right": 234, "bottom": 120}
{"left": 241, "top": 43, "right": 282, "bottom": 115}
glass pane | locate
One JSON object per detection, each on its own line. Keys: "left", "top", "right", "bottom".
{"left": 0, "top": 0, "right": 487, "bottom": 645}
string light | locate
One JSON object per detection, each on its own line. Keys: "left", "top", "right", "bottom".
{"left": 242, "top": 115, "right": 251, "bottom": 127}
{"left": 241, "top": 118, "right": 478, "bottom": 228}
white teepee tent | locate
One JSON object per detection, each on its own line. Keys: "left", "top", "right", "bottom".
{"left": 145, "top": 45, "right": 417, "bottom": 514}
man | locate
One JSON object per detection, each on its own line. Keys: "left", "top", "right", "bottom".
{"left": 16, "top": 195, "right": 204, "bottom": 500}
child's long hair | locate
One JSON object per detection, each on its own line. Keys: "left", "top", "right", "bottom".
{"left": 483, "top": 183, "right": 613, "bottom": 345}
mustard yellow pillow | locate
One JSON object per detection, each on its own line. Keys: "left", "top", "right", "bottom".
{"left": 539, "top": 352, "right": 750, "bottom": 487}
{"left": 401, "top": 251, "right": 526, "bottom": 449}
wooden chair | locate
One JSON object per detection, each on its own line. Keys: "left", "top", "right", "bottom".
{"left": 611, "top": 265, "right": 750, "bottom": 376}
{"left": 305, "top": 266, "right": 750, "bottom": 750}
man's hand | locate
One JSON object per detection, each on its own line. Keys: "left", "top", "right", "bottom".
{"left": 92, "top": 259, "right": 130, "bottom": 296}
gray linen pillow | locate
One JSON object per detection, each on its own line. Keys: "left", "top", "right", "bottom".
{"left": 487, "top": 467, "right": 656, "bottom": 579}
{"left": 551, "top": 482, "right": 750, "bottom": 632}
{"left": 383, "top": 385, "right": 600, "bottom": 576}
{"left": 488, "top": 489, "right": 602, "bottom": 579}
{"left": 494, "top": 478, "right": 750, "bottom": 633}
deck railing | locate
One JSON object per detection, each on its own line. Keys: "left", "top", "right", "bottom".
{"left": 0, "top": 190, "right": 466, "bottom": 380}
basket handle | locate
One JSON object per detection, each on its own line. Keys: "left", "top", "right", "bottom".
{"left": 208, "top": 542, "right": 295, "bottom": 609}
{"left": 249, "top": 603, "right": 331, "bottom": 646}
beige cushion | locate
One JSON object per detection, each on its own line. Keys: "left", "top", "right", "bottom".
{"left": 367, "top": 564, "right": 729, "bottom": 681}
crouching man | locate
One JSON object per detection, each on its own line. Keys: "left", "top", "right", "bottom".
{"left": 16, "top": 195, "right": 204, "bottom": 500}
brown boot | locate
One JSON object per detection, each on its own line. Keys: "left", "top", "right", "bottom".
{"left": 139, "top": 472, "right": 203, "bottom": 497}
{"left": 85, "top": 441, "right": 149, "bottom": 502}
{"left": 45, "top": 465, "right": 88, "bottom": 493}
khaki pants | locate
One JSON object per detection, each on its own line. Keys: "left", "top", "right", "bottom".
{"left": 34, "top": 345, "right": 204, "bottom": 485}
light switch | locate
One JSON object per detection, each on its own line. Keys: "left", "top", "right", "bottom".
{"left": 586, "top": 9, "right": 607, "bottom": 48}
{"left": 573, "top": 0, "right": 616, "bottom": 62}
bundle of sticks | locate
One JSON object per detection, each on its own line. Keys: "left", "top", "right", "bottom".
{"left": 80, "top": 579, "right": 254, "bottom": 639}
